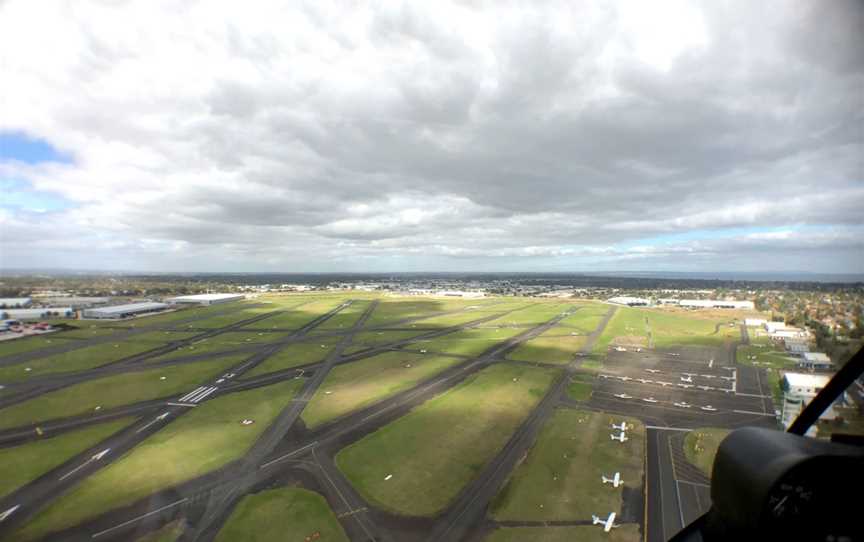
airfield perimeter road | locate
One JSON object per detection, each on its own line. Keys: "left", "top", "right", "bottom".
{"left": 0, "top": 301, "right": 783, "bottom": 542}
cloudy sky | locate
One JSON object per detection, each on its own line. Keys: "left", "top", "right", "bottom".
{"left": 1, "top": 1, "right": 862, "bottom": 274}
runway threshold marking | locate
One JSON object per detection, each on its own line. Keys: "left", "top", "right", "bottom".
{"left": 0, "top": 504, "right": 20, "bottom": 523}
{"left": 732, "top": 409, "right": 775, "bottom": 416}
{"left": 165, "top": 402, "right": 197, "bottom": 407}
{"left": 59, "top": 448, "right": 111, "bottom": 481}
{"left": 90, "top": 498, "right": 188, "bottom": 538}
{"left": 645, "top": 426, "right": 692, "bottom": 432}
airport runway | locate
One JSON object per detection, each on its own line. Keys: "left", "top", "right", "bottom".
{"left": 0, "top": 301, "right": 784, "bottom": 542}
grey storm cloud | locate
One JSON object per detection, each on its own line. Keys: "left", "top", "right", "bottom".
{"left": 0, "top": 0, "right": 862, "bottom": 272}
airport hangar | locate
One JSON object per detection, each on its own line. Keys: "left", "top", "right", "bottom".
{"left": 82, "top": 301, "right": 169, "bottom": 319}
{"left": 167, "top": 293, "right": 245, "bottom": 306}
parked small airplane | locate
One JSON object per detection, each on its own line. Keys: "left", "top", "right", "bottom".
{"left": 620, "top": 376, "right": 631, "bottom": 381}
{"left": 678, "top": 383, "right": 693, "bottom": 389}
{"left": 643, "top": 397, "right": 658, "bottom": 403}
{"left": 680, "top": 375, "right": 693, "bottom": 383}
{"left": 613, "top": 393, "right": 633, "bottom": 399}
{"left": 674, "top": 401, "right": 692, "bottom": 408}
{"left": 613, "top": 346, "right": 627, "bottom": 352}
{"left": 701, "top": 405, "right": 718, "bottom": 412}
{"left": 645, "top": 368, "right": 661, "bottom": 374}
{"left": 698, "top": 385, "right": 712, "bottom": 391}
{"left": 611, "top": 421, "right": 627, "bottom": 431}
{"left": 592, "top": 512, "right": 619, "bottom": 532}
{"left": 610, "top": 432, "right": 629, "bottom": 443}
{"left": 601, "top": 472, "right": 623, "bottom": 488}
{"left": 638, "top": 378, "right": 651, "bottom": 384}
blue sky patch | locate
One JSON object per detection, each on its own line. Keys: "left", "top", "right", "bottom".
{"left": 0, "top": 131, "right": 72, "bottom": 164}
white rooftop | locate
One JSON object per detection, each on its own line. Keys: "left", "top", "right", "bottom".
{"left": 802, "top": 352, "right": 832, "bottom": 363}
{"left": 87, "top": 302, "right": 168, "bottom": 315}
{"left": 169, "top": 293, "right": 243, "bottom": 302}
{"left": 784, "top": 372, "right": 831, "bottom": 389}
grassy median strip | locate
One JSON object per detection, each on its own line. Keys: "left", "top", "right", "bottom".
{"left": 302, "top": 352, "right": 462, "bottom": 428}
{"left": 244, "top": 337, "right": 340, "bottom": 378}
{"left": 413, "top": 327, "right": 524, "bottom": 357}
{"left": 241, "top": 299, "right": 348, "bottom": 330}
{"left": 485, "top": 525, "right": 641, "bottom": 542}
{"left": 0, "top": 417, "right": 136, "bottom": 498}
{"left": 134, "top": 519, "right": 184, "bottom": 542}
{"left": 506, "top": 328, "right": 587, "bottom": 365}
{"left": 214, "top": 487, "right": 348, "bottom": 542}
{"left": 16, "top": 379, "right": 304, "bottom": 541}
{"left": 0, "top": 340, "right": 173, "bottom": 383}
{"left": 0, "top": 355, "right": 248, "bottom": 430}
{"left": 336, "top": 363, "right": 558, "bottom": 516}
{"left": 314, "top": 300, "right": 372, "bottom": 330}
{"left": 491, "top": 409, "right": 644, "bottom": 521}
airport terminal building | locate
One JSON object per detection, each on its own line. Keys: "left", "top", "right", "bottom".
{"left": 167, "top": 293, "right": 245, "bottom": 306}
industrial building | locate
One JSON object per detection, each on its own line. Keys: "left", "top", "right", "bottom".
{"left": 678, "top": 299, "right": 755, "bottom": 310}
{"left": 607, "top": 296, "right": 649, "bottom": 306}
{"left": 1, "top": 307, "right": 73, "bottom": 320}
{"left": 0, "top": 298, "right": 32, "bottom": 308}
{"left": 83, "top": 302, "right": 169, "bottom": 319}
{"left": 39, "top": 297, "right": 110, "bottom": 309}
{"left": 780, "top": 372, "right": 836, "bottom": 436}
{"left": 167, "top": 293, "right": 245, "bottom": 306}
{"left": 799, "top": 352, "right": 833, "bottom": 370}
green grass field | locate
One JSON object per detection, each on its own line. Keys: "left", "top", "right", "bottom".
{"left": 683, "top": 428, "right": 729, "bottom": 477}
{"left": 0, "top": 355, "right": 247, "bottom": 429}
{"left": 214, "top": 487, "right": 348, "bottom": 542}
{"left": 506, "top": 328, "right": 588, "bottom": 364}
{"left": 302, "top": 352, "right": 462, "bottom": 428}
{"left": 485, "top": 525, "right": 641, "bottom": 542}
{"left": 145, "top": 332, "right": 282, "bottom": 363}
{"left": 736, "top": 344, "right": 797, "bottom": 369}
{"left": 0, "top": 417, "right": 136, "bottom": 498}
{"left": 0, "top": 335, "right": 74, "bottom": 358}
{"left": 484, "top": 303, "right": 571, "bottom": 327}
{"left": 558, "top": 304, "right": 610, "bottom": 334}
{"left": 44, "top": 327, "right": 125, "bottom": 340}
{"left": 134, "top": 520, "right": 184, "bottom": 542}
{"left": 647, "top": 310, "right": 731, "bottom": 347}
{"left": 0, "top": 340, "right": 172, "bottom": 383}
{"left": 314, "top": 300, "right": 373, "bottom": 330}
{"left": 591, "top": 307, "right": 641, "bottom": 353}
{"left": 492, "top": 410, "right": 644, "bottom": 521}
{"left": 336, "top": 363, "right": 558, "bottom": 516}
{"left": 17, "top": 379, "right": 304, "bottom": 541}
{"left": 362, "top": 298, "right": 491, "bottom": 328}
{"left": 347, "top": 330, "right": 439, "bottom": 348}
{"left": 241, "top": 299, "right": 349, "bottom": 330}
{"left": 412, "top": 327, "right": 524, "bottom": 357}
{"left": 567, "top": 374, "right": 594, "bottom": 401}
{"left": 243, "top": 337, "right": 340, "bottom": 378}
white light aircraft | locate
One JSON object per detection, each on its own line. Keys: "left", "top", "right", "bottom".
{"left": 611, "top": 421, "right": 627, "bottom": 431}
{"left": 613, "top": 346, "right": 627, "bottom": 352}
{"left": 645, "top": 368, "right": 661, "bottom": 374}
{"left": 643, "top": 397, "right": 658, "bottom": 403}
{"left": 680, "top": 375, "right": 693, "bottom": 383}
{"left": 610, "top": 432, "right": 629, "bottom": 443}
{"left": 592, "top": 512, "right": 619, "bottom": 532}
{"left": 613, "top": 393, "right": 633, "bottom": 399}
{"left": 674, "top": 401, "right": 692, "bottom": 408}
{"left": 601, "top": 472, "right": 623, "bottom": 488}
{"left": 701, "top": 405, "right": 718, "bottom": 412}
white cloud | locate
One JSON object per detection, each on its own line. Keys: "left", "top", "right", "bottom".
{"left": 0, "top": 0, "right": 862, "bottom": 272}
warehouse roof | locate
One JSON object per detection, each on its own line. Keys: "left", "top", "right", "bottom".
{"left": 802, "top": 352, "right": 832, "bottom": 364}
{"left": 783, "top": 372, "right": 831, "bottom": 389}
{"left": 86, "top": 302, "right": 169, "bottom": 315}
{"left": 168, "top": 293, "right": 244, "bottom": 302}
